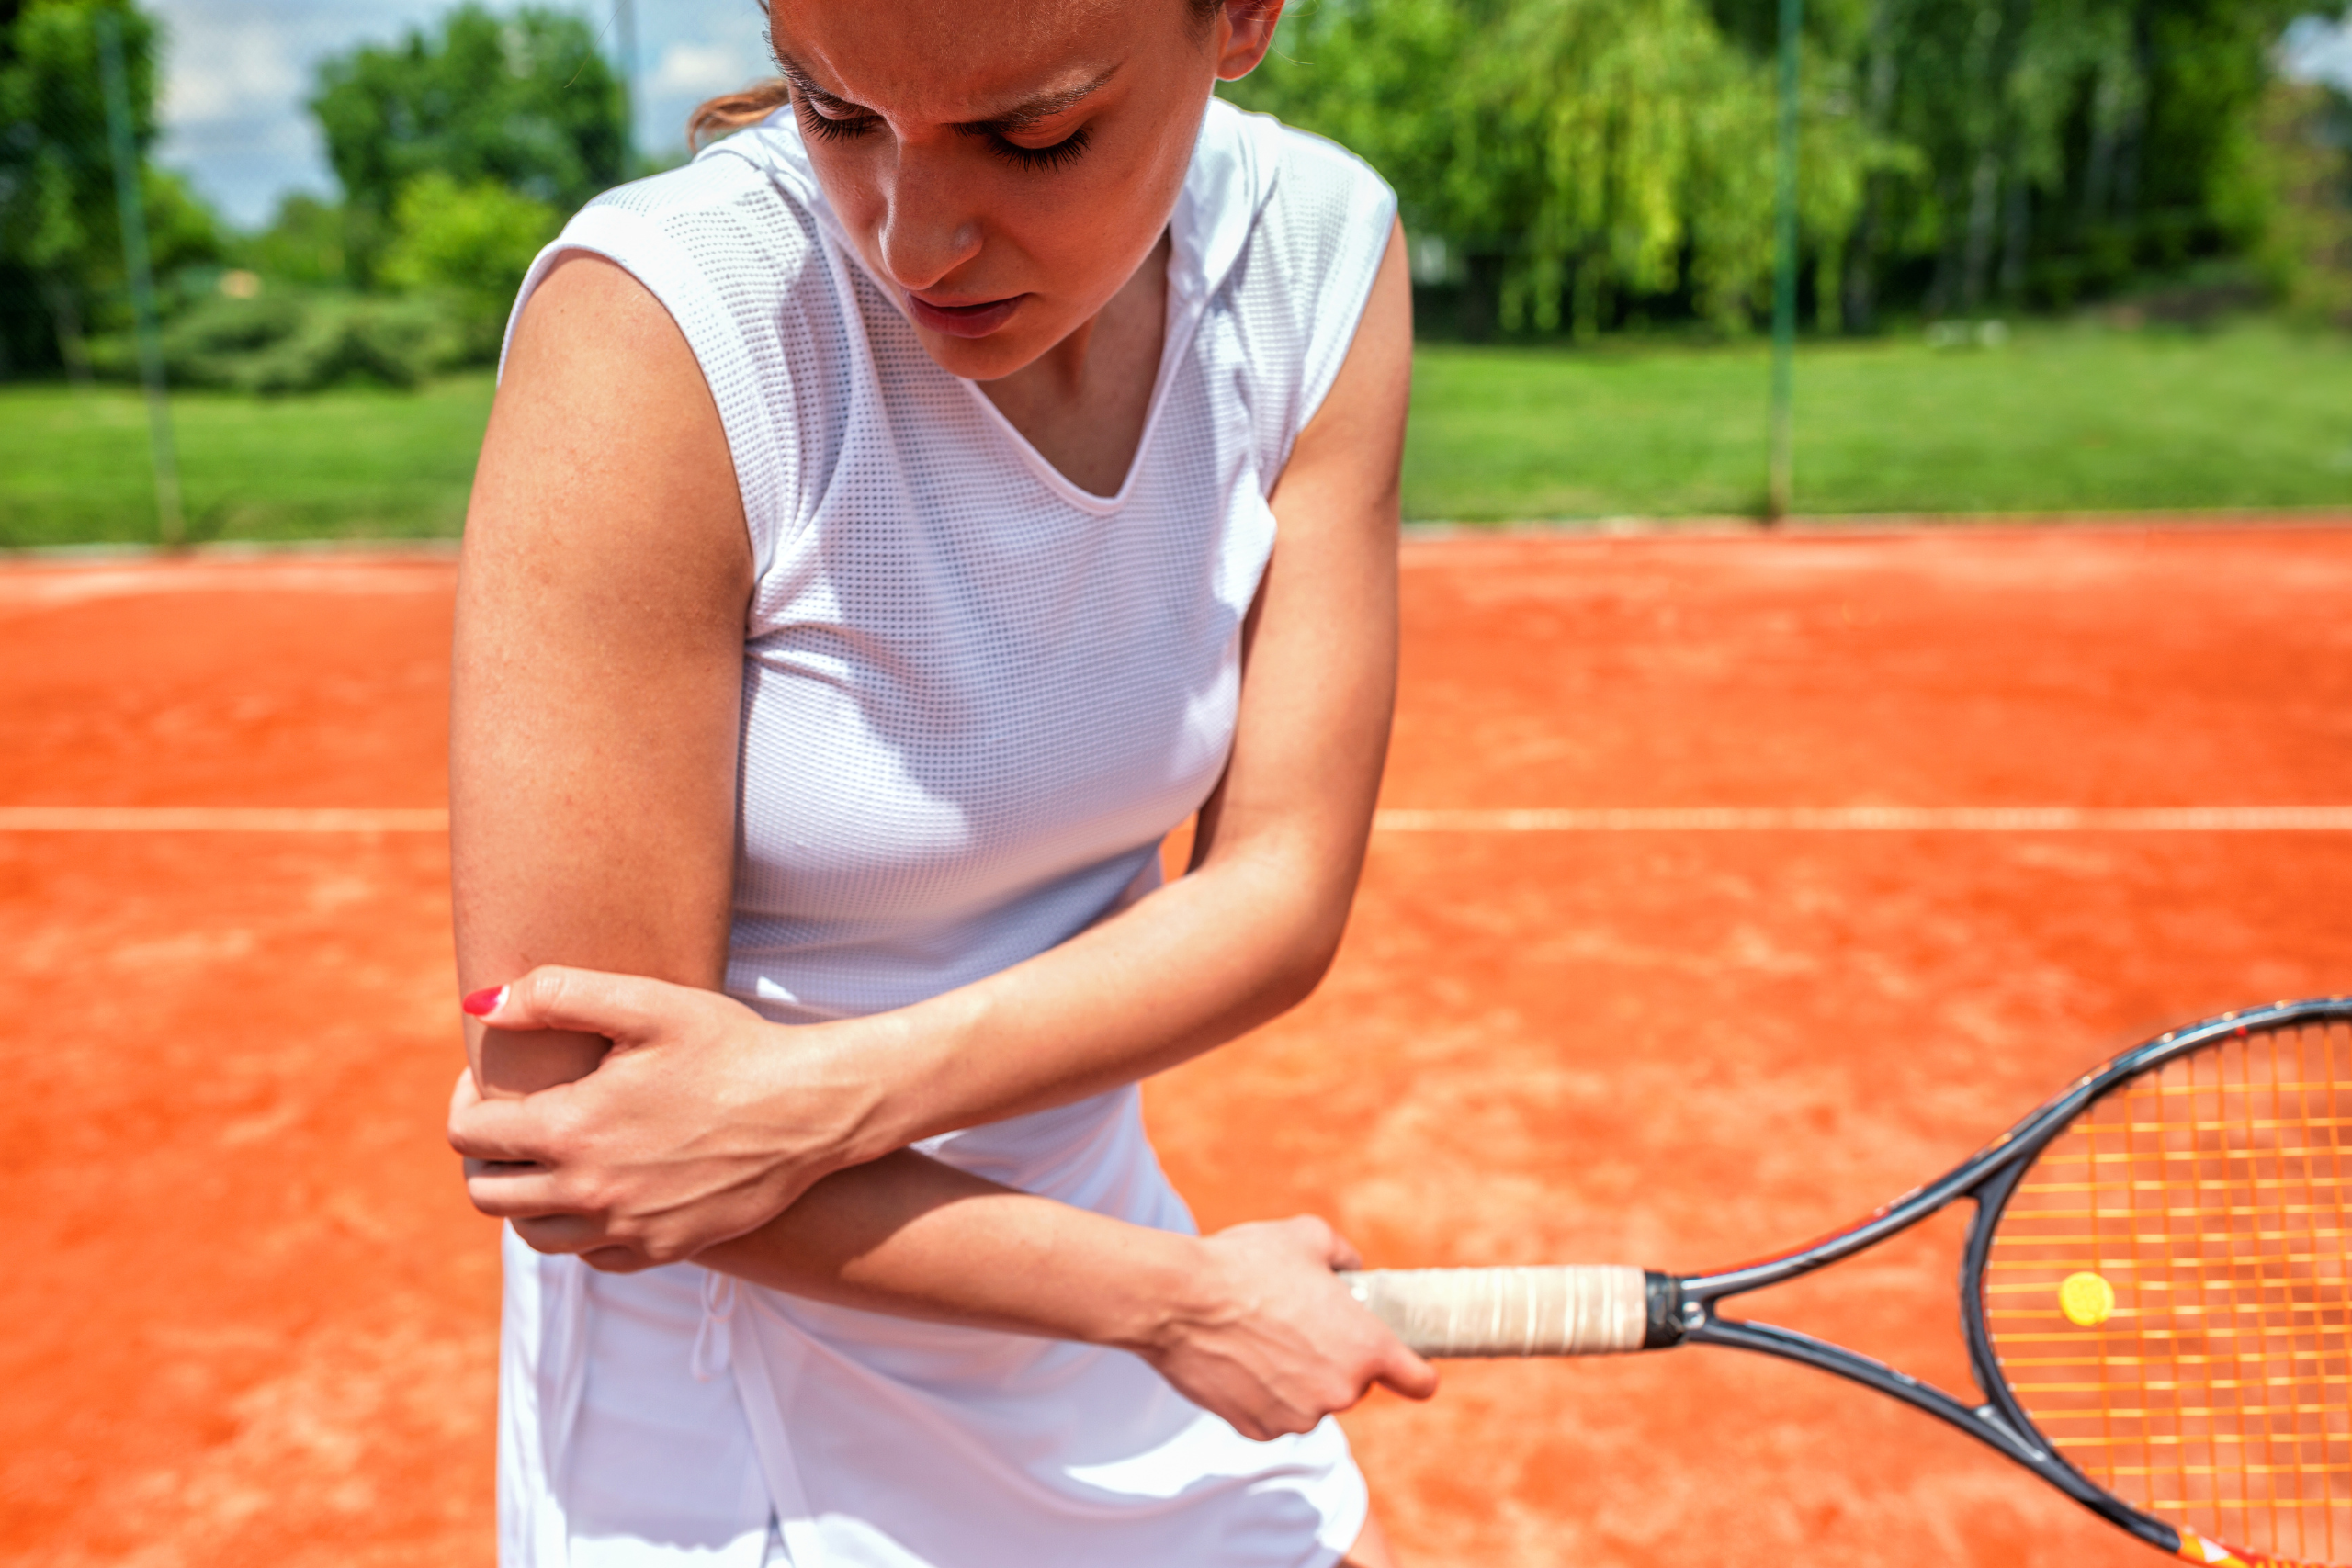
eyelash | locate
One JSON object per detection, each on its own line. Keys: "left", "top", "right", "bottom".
{"left": 989, "top": 128, "right": 1091, "bottom": 173}
{"left": 791, "top": 96, "right": 1092, "bottom": 173}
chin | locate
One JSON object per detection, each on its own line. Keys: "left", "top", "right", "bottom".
{"left": 916, "top": 325, "right": 1052, "bottom": 384}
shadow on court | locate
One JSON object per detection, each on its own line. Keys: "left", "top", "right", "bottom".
{"left": 4, "top": 527, "right": 2348, "bottom": 1566}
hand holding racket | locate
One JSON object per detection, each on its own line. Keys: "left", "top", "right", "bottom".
{"left": 1343, "top": 999, "right": 2352, "bottom": 1568}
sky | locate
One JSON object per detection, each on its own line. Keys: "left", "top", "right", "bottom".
{"left": 2283, "top": 7, "right": 2352, "bottom": 92}
{"left": 154, "top": 1, "right": 2352, "bottom": 234}
{"left": 152, "top": 0, "right": 775, "bottom": 228}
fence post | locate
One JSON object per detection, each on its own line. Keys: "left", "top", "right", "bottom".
{"left": 96, "top": 8, "right": 186, "bottom": 549}
{"left": 1767, "top": 0, "right": 1804, "bottom": 525}
{"left": 615, "top": 0, "right": 638, "bottom": 170}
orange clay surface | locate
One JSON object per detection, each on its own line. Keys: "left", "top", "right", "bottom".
{"left": 4, "top": 529, "right": 2350, "bottom": 1567}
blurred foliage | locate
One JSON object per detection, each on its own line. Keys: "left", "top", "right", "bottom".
{"left": 0, "top": 0, "right": 220, "bottom": 378}
{"left": 232, "top": 193, "right": 346, "bottom": 288}
{"left": 88, "top": 288, "right": 462, "bottom": 393}
{"left": 379, "top": 171, "right": 559, "bottom": 359}
{"left": 2245, "top": 79, "right": 2352, "bottom": 326}
{"left": 1227, "top": 0, "right": 2313, "bottom": 336}
{"left": 311, "top": 4, "right": 624, "bottom": 286}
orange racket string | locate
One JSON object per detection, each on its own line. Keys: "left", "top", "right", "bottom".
{"left": 1984, "top": 1022, "right": 2352, "bottom": 1567}
{"left": 2320, "top": 1030, "right": 2352, "bottom": 1568}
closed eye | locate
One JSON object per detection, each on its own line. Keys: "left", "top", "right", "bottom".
{"left": 978, "top": 127, "right": 1091, "bottom": 173}
{"left": 786, "top": 83, "right": 1094, "bottom": 173}
{"left": 791, "top": 91, "right": 879, "bottom": 143}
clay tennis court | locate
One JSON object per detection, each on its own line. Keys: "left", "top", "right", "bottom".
{"left": 5, "top": 524, "right": 2349, "bottom": 1567}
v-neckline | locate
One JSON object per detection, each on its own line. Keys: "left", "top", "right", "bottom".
{"left": 953, "top": 245, "right": 1208, "bottom": 515}
{"left": 765, "top": 102, "right": 1238, "bottom": 515}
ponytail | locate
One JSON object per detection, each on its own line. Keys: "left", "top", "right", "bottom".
{"left": 688, "top": 80, "right": 793, "bottom": 150}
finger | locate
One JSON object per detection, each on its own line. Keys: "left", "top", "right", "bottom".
{"left": 1302, "top": 1216, "right": 1363, "bottom": 1273}
{"left": 448, "top": 1066, "right": 482, "bottom": 1119}
{"left": 510, "top": 1212, "right": 622, "bottom": 1256}
{"left": 1374, "top": 1342, "right": 1441, "bottom": 1402}
{"left": 447, "top": 1087, "right": 577, "bottom": 1164}
{"left": 582, "top": 1245, "right": 655, "bottom": 1274}
{"left": 461, "top": 964, "right": 677, "bottom": 1043}
{"left": 463, "top": 1161, "right": 585, "bottom": 1220}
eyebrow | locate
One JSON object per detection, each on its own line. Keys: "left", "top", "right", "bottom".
{"left": 773, "top": 52, "right": 1117, "bottom": 134}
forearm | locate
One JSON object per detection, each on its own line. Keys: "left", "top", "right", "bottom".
{"left": 695, "top": 1145, "right": 1438, "bottom": 1447}
{"left": 796, "top": 229, "right": 1410, "bottom": 1168}
{"left": 819, "top": 843, "right": 1362, "bottom": 1165}
{"left": 695, "top": 1146, "right": 1209, "bottom": 1350}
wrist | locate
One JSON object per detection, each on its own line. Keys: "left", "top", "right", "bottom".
{"left": 1101, "top": 1232, "right": 1241, "bottom": 1360}
{"left": 820, "top": 998, "right": 984, "bottom": 1167}
{"left": 761, "top": 1009, "right": 932, "bottom": 1176}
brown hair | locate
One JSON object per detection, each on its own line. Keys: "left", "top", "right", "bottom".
{"left": 688, "top": 81, "right": 794, "bottom": 150}
{"left": 685, "top": 0, "right": 1254, "bottom": 151}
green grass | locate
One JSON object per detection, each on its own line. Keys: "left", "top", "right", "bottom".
{"left": 0, "top": 374, "right": 494, "bottom": 547}
{"left": 1405, "top": 319, "right": 2352, "bottom": 521}
{"left": 6, "top": 321, "right": 2350, "bottom": 547}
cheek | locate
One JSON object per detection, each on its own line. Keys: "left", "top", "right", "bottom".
{"left": 800, "top": 145, "right": 888, "bottom": 229}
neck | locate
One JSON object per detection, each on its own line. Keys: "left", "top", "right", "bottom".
{"left": 976, "top": 230, "right": 1172, "bottom": 496}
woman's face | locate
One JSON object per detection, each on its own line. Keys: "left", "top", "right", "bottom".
{"left": 765, "top": 0, "right": 1280, "bottom": 381}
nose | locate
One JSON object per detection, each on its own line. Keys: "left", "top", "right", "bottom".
{"left": 875, "top": 140, "right": 983, "bottom": 292}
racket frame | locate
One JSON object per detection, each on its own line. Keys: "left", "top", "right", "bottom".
{"left": 1641, "top": 997, "right": 2352, "bottom": 1562}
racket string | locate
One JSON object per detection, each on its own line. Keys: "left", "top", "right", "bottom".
{"left": 1983, "top": 1021, "right": 2352, "bottom": 1567}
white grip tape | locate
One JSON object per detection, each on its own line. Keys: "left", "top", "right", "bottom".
{"left": 1339, "top": 1266, "right": 1650, "bottom": 1358}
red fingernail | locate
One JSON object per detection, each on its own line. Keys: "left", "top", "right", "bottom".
{"left": 461, "top": 986, "right": 508, "bottom": 1018}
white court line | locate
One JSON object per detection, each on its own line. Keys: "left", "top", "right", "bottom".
{"left": 3, "top": 806, "right": 2347, "bottom": 835}
{"left": 1374, "top": 807, "right": 2352, "bottom": 833}
{"left": 0, "top": 807, "right": 451, "bottom": 832}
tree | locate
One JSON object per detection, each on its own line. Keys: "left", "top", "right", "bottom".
{"left": 379, "top": 171, "right": 559, "bottom": 358}
{"left": 1229, "top": 0, "right": 1883, "bottom": 336}
{"left": 0, "top": 0, "right": 215, "bottom": 378}
{"left": 1227, "top": 0, "right": 2307, "bottom": 337}
{"left": 1824, "top": 0, "right": 2301, "bottom": 322}
{"left": 2243, "top": 79, "right": 2352, "bottom": 325}
{"left": 310, "top": 5, "right": 626, "bottom": 285}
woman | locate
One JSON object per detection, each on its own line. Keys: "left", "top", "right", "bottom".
{"left": 445, "top": 0, "right": 1428, "bottom": 1562}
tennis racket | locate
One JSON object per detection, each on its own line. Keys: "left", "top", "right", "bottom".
{"left": 1340, "top": 998, "right": 2352, "bottom": 1568}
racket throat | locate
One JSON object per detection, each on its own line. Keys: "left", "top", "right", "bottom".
{"left": 1644, "top": 1271, "right": 1689, "bottom": 1348}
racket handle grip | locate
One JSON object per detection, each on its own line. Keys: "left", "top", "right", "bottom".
{"left": 1339, "top": 1266, "right": 1666, "bottom": 1357}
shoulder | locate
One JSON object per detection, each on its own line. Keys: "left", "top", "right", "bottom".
{"left": 500, "top": 124, "right": 853, "bottom": 580}
{"left": 1210, "top": 100, "right": 1396, "bottom": 278}
{"left": 1192, "top": 101, "right": 1396, "bottom": 364}
{"left": 1186, "top": 101, "right": 1399, "bottom": 465}
{"left": 527, "top": 130, "right": 831, "bottom": 315}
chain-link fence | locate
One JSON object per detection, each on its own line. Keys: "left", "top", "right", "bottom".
{"left": 4, "top": 0, "right": 2347, "bottom": 548}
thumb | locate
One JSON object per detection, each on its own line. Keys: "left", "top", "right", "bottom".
{"left": 461, "top": 964, "right": 676, "bottom": 1044}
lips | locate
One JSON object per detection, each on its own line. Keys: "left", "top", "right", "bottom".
{"left": 906, "top": 291, "right": 1023, "bottom": 339}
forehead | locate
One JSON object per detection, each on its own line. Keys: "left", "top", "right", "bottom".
{"left": 770, "top": 0, "right": 1156, "bottom": 120}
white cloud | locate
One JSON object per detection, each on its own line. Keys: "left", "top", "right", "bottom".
{"left": 159, "top": 14, "right": 309, "bottom": 125}
{"left": 148, "top": 0, "right": 472, "bottom": 223}
{"left": 651, "top": 39, "right": 764, "bottom": 98}
{"left": 2281, "top": 10, "right": 2352, "bottom": 92}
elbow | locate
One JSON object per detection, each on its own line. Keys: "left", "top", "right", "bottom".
{"left": 1264, "top": 949, "right": 1338, "bottom": 1018}
{"left": 1256, "top": 899, "right": 1351, "bottom": 1018}
{"left": 1201, "top": 831, "right": 1366, "bottom": 1021}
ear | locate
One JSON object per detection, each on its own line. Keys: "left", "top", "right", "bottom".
{"left": 1213, "top": 0, "right": 1287, "bottom": 82}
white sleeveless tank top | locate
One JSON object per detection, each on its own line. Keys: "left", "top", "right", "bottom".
{"left": 494, "top": 99, "right": 1397, "bottom": 1568}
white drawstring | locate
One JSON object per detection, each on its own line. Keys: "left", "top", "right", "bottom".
{"left": 690, "top": 1271, "right": 739, "bottom": 1382}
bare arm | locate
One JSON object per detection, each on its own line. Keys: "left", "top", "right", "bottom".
{"left": 456, "top": 223, "right": 1413, "bottom": 1255}
{"left": 450, "top": 251, "right": 748, "bottom": 1097}
{"left": 452, "top": 231, "right": 1426, "bottom": 1434}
